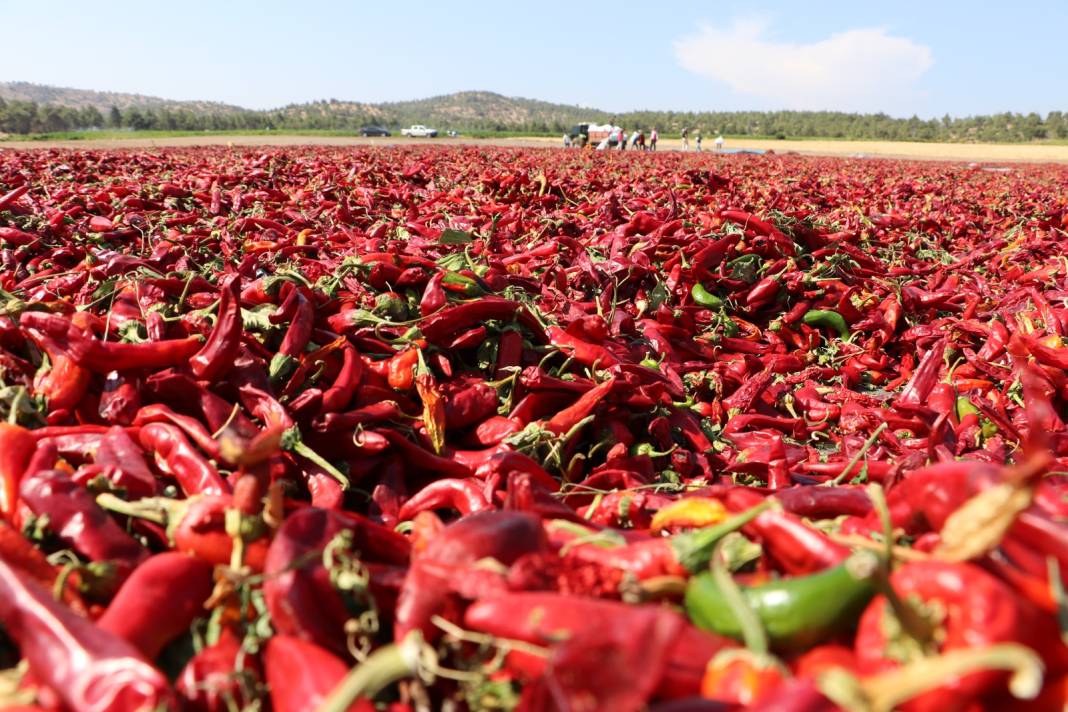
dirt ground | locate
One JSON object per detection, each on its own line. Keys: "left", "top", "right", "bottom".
{"left": 5, "top": 134, "right": 1068, "bottom": 164}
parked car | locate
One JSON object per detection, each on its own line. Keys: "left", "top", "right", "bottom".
{"left": 401, "top": 125, "right": 438, "bottom": 138}
{"left": 359, "top": 125, "right": 391, "bottom": 137}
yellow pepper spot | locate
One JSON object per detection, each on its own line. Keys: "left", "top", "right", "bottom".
{"left": 650, "top": 497, "right": 727, "bottom": 534}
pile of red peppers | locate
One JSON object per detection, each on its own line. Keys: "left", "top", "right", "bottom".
{"left": 1, "top": 145, "right": 1068, "bottom": 711}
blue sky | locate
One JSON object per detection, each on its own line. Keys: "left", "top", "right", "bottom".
{"left": 1, "top": 0, "right": 1064, "bottom": 118}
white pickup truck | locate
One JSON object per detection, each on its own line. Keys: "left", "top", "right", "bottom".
{"left": 401, "top": 125, "right": 438, "bottom": 138}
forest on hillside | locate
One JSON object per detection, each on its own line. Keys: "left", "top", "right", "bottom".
{"left": 1, "top": 94, "right": 1065, "bottom": 143}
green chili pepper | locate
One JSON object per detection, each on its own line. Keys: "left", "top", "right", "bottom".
{"left": 726, "top": 254, "right": 761, "bottom": 283}
{"left": 684, "top": 552, "right": 877, "bottom": 651}
{"left": 691, "top": 283, "right": 723, "bottom": 309}
{"left": 955, "top": 395, "right": 980, "bottom": 420}
{"left": 442, "top": 271, "right": 484, "bottom": 296}
{"left": 802, "top": 309, "right": 851, "bottom": 339}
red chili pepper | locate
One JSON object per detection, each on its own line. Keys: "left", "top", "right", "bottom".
{"left": 895, "top": 339, "right": 946, "bottom": 410}
{"left": 98, "top": 371, "right": 141, "bottom": 425}
{"left": 25, "top": 328, "right": 90, "bottom": 412}
{"left": 20, "top": 312, "right": 203, "bottom": 373}
{"left": 19, "top": 469, "right": 148, "bottom": 571}
{"left": 177, "top": 628, "right": 259, "bottom": 712}
{"left": 314, "top": 401, "right": 403, "bottom": 432}
{"left": 0, "top": 183, "right": 29, "bottom": 211}
{"left": 724, "top": 488, "right": 851, "bottom": 574}
{"left": 421, "top": 297, "right": 541, "bottom": 345}
{"left": 724, "top": 369, "right": 773, "bottom": 414}
{"left": 0, "top": 422, "right": 35, "bottom": 520}
{"left": 0, "top": 226, "right": 37, "bottom": 246}
{"left": 386, "top": 347, "right": 421, "bottom": 391}
{"left": 547, "top": 325, "right": 619, "bottom": 367}
{"left": 856, "top": 561, "right": 1064, "bottom": 710}
{"left": 443, "top": 380, "right": 499, "bottom": 429}
{"left": 264, "top": 507, "right": 410, "bottom": 655}
{"left": 378, "top": 429, "right": 474, "bottom": 479}
{"left": 419, "top": 271, "right": 447, "bottom": 315}
{"left": 465, "top": 592, "right": 735, "bottom": 699}
{"left": 268, "top": 286, "right": 314, "bottom": 380}
{"left": 546, "top": 376, "right": 616, "bottom": 435}
{"left": 191, "top": 273, "right": 242, "bottom": 381}
{"left": 396, "top": 478, "right": 491, "bottom": 520}
{"left": 97, "top": 551, "right": 215, "bottom": 660}
{"left": 395, "top": 510, "right": 546, "bottom": 641}
{"left": 133, "top": 403, "right": 226, "bottom": 462}
{"left": 0, "top": 519, "right": 86, "bottom": 614}
{"left": 701, "top": 650, "right": 786, "bottom": 706}
{"left": 320, "top": 343, "right": 363, "bottom": 414}
{"left": 265, "top": 635, "right": 374, "bottom": 712}
{"left": 0, "top": 558, "right": 176, "bottom": 712}
{"left": 139, "top": 422, "right": 231, "bottom": 496}
{"left": 496, "top": 328, "right": 524, "bottom": 378}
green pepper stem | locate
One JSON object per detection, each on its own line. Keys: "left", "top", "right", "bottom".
{"left": 95, "top": 493, "right": 170, "bottom": 525}
{"left": 827, "top": 422, "right": 887, "bottom": 486}
{"left": 318, "top": 632, "right": 430, "bottom": 712}
{"left": 710, "top": 541, "right": 768, "bottom": 655}
{"left": 675, "top": 500, "right": 774, "bottom": 573}
{"left": 1047, "top": 556, "right": 1068, "bottom": 647}
{"left": 285, "top": 432, "right": 350, "bottom": 489}
{"left": 819, "top": 643, "right": 1043, "bottom": 712}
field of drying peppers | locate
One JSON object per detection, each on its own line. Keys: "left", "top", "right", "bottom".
{"left": 1, "top": 145, "right": 1068, "bottom": 712}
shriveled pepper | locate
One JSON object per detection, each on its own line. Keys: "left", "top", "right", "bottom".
{"left": 190, "top": 273, "right": 242, "bottom": 381}
{"left": 0, "top": 558, "right": 176, "bottom": 712}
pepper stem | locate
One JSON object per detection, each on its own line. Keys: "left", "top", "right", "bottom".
{"left": 675, "top": 499, "right": 775, "bottom": 573}
{"left": 95, "top": 493, "right": 171, "bottom": 525}
{"left": 318, "top": 632, "right": 431, "bottom": 712}
{"left": 826, "top": 422, "right": 887, "bottom": 486}
{"left": 866, "top": 482, "right": 937, "bottom": 649}
{"left": 710, "top": 540, "right": 768, "bottom": 656}
{"left": 282, "top": 427, "right": 350, "bottom": 488}
{"left": 819, "top": 643, "right": 1043, "bottom": 712}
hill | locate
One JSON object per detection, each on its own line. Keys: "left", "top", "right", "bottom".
{"left": 0, "top": 81, "right": 244, "bottom": 115}
{"left": 1, "top": 82, "right": 1065, "bottom": 143}
{"left": 267, "top": 91, "right": 608, "bottom": 132}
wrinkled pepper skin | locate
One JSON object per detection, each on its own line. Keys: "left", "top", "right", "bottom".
{"left": 0, "top": 557, "right": 176, "bottom": 712}
{"left": 465, "top": 592, "right": 737, "bottom": 700}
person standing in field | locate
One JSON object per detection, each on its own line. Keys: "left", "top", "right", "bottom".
{"left": 649, "top": 127, "right": 658, "bottom": 151}
{"left": 629, "top": 129, "right": 640, "bottom": 149}
{"left": 563, "top": 133, "right": 572, "bottom": 148}
{"left": 681, "top": 127, "right": 689, "bottom": 151}
{"left": 695, "top": 129, "right": 702, "bottom": 152}
{"left": 618, "top": 128, "right": 626, "bottom": 151}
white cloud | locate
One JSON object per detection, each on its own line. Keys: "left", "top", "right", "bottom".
{"left": 674, "top": 19, "right": 933, "bottom": 113}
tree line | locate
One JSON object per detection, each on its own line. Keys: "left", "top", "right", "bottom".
{"left": 2, "top": 96, "right": 1067, "bottom": 143}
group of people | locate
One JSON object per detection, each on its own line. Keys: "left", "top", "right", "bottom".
{"left": 565, "top": 127, "right": 659, "bottom": 151}
{"left": 564, "top": 126, "right": 725, "bottom": 152}
{"left": 680, "top": 127, "right": 725, "bottom": 152}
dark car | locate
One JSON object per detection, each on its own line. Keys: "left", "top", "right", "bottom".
{"left": 359, "top": 126, "right": 391, "bottom": 137}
